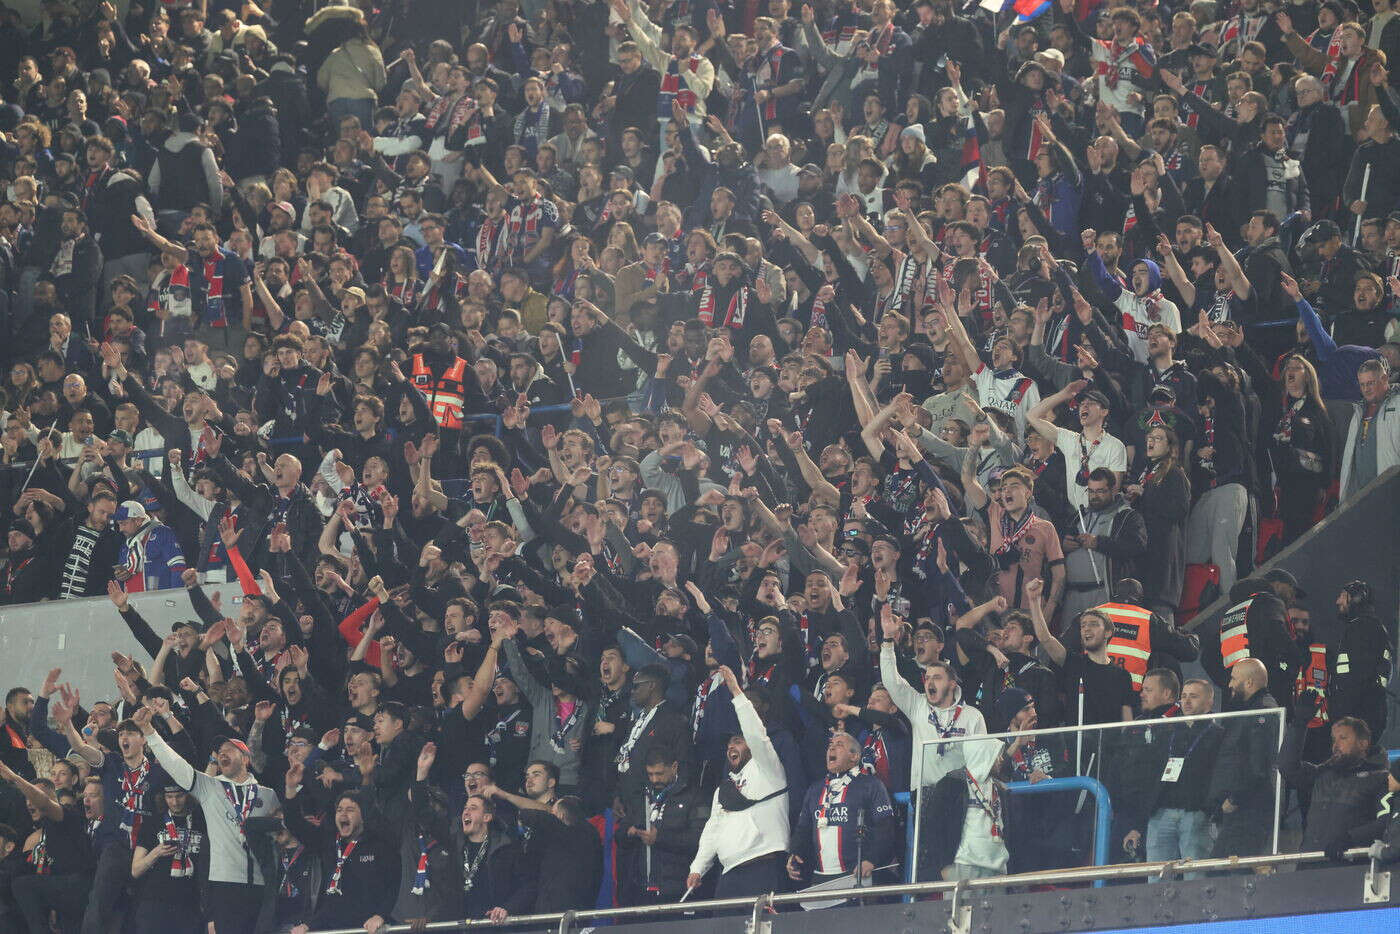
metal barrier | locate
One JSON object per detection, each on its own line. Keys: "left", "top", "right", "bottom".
{"left": 302, "top": 846, "right": 1390, "bottom": 933}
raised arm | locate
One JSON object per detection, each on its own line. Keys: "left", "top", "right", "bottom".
{"left": 1025, "top": 578, "right": 1066, "bottom": 666}
{"left": 1025, "top": 379, "right": 1087, "bottom": 443}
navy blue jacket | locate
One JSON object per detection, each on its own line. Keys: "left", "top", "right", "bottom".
{"left": 791, "top": 770, "right": 898, "bottom": 877}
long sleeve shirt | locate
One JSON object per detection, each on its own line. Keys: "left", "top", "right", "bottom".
{"left": 145, "top": 729, "right": 281, "bottom": 885}
{"left": 690, "top": 693, "right": 789, "bottom": 875}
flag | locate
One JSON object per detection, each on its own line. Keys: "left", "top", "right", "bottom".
{"left": 979, "top": 0, "right": 1051, "bottom": 21}
{"left": 960, "top": 113, "right": 988, "bottom": 192}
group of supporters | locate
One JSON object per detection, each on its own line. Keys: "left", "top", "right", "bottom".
{"left": 0, "top": 0, "right": 1396, "bottom": 930}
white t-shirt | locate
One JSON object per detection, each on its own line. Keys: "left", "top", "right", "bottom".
{"left": 973, "top": 365, "right": 1041, "bottom": 437}
{"left": 1055, "top": 426, "right": 1128, "bottom": 512}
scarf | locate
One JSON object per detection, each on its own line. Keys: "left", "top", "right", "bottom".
{"left": 808, "top": 290, "right": 828, "bottom": 331}
{"left": 657, "top": 54, "right": 703, "bottom": 119}
{"left": 861, "top": 730, "right": 890, "bottom": 784}
{"left": 462, "top": 837, "right": 489, "bottom": 891}
{"left": 476, "top": 218, "right": 503, "bottom": 272}
{"left": 1076, "top": 433, "right": 1102, "bottom": 486}
{"left": 28, "top": 829, "right": 50, "bottom": 874}
{"left": 1137, "top": 456, "right": 1160, "bottom": 487}
{"left": 1095, "top": 37, "right": 1150, "bottom": 91}
{"left": 199, "top": 252, "right": 228, "bottom": 327}
{"left": 119, "top": 757, "right": 151, "bottom": 847}
{"left": 410, "top": 833, "right": 436, "bottom": 895}
{"left": 616, "top": 704, "right": 658, "bottom": 772}
{"left": 280, "top": 845, "right": 304, "bottom": 896}
{"left": 697, "top": 281, "right": 749, "bottom": 329}
{"left": 1274, "top": 395, "right": 1307, "bottom": 444}
{"left": 163, "top": 815, "right": 194, "bottom": 877}
{"left": 221, "top": 781, "right": 260, "bottom": 848}
{"left": 646, "top": 778, "right": 678, "bottom": 825}
{"left": 513, "top": 102, "right": 552, "bottom": 156}
{"left": 995, "top": 509, "right": 1035, "bottom": 556}
{"left": 756, "top": 45, "right": 784, "bottom": 121}
{"left": 424, "top": 93, "right": 480, "bottom": 140}
{"left": 326, "top": 836, "right": 358, "bottom": 895}
{"left": 1319, "top": 29, "right": 1349, "bottom": 94}
{"left": 549, "top": 699, "right": 582, "bottom": 754}
{"left": 693, "top": 671, "right": 720, "bottom": 733}
{"left": 1185, "top": 80, "right": 1211, "bottom": 128}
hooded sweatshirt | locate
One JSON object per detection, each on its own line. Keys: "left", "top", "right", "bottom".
{"left": 1087, "top": 253, "right": 1182, "bottom": 363}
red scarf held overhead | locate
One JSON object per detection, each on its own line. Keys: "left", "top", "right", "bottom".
{"left": 697, "top": 282, "right": 749, "bottom": 329}
{"left": 1319, "top": 28, "right": 1349, "bottom": 95}
{"left": 425, "top": 93, "right": 481, "bottom": 142}
{"left": 1095, "top": 36, "right": 1150, "bottom": 90}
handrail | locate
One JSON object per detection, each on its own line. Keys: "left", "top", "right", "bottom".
{"left": 304, "top": 846, "right": 1383, "bottom": 933}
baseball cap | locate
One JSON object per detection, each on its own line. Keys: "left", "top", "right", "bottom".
{"left": 610, "top": 164, "right": 635, "bottom": 182}
{"left": 642, "top": 231, "right": 667, "bottom": 247}
{"left": 665, "top": 633, "right": 699, "bottom": 657}
{"left": 220, "top": 737, "right": 251, "bottom": 757}
{"left": 107, "top": 428, "right": 134, "bottom": 447}
{"left": 1262, "top": 567, "right": 1307, "bottom": 597}
{"left": 1078, "top": 389, "right": 1111, "bottom": 410}
{"left": 343, "top": 286, "right": 367, "bottom": 303}
{"left": 798, "top": 163, "right": 823, "bottom": 178}
{"left": 114, "top": 500, "right": 148, "bottom": 521}
{"left": 270, "top": 200, "right": 295, "bottom": 218}
{"left": 9, "top": 518, "right": 35, "bottom": 541}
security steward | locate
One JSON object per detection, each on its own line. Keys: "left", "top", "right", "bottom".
{"left": 1096, "top": 578, "right": 1201, "bottom": 697}
{"left": 410, "top": 322, "right": 488, "bottom": 458}
{"left": 1329, "top": 580, "right": 1392, "bottom": 740}
{"left": 1202, "top": 570, "right": 1302, "bottom": 712}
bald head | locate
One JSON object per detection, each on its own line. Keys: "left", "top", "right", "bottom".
{"left": 1228, "top": 657, "right": 1268, "bottom": 702}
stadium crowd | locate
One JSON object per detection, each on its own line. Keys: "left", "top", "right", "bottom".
{"left": 0, "top": 0, "right": 1398, "bottom": 929}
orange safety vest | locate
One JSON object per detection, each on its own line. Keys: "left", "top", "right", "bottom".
{"left": 1097, "top": 602, "right": 1154, "bottom": 691}
{"left": 1294, "top": 642, "right": 1329, "bottom": 728}
{"left": 411, "top": 353, "right": 469, "bottom": 429}
{"left": 1219, "top": 596, "right": 1253, "bottom": 669}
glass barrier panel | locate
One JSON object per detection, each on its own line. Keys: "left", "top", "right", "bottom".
{"left": 912, "top": 707, "right": 1286, "bottom": 884}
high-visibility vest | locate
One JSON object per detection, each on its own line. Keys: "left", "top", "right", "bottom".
{"left": 1294, "top": 642, "right": 1329, "bottom": 729}
{"left": 1219, "top": 596, "right": 1254, "bottom": 669}
{"left": 1097, "top": 602, "right": 1154, "bottom": 691}
{"left": 411, "top": 353, "right": 469, "bottom": 429}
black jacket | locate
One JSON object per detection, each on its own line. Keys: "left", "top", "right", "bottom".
{"left": 1279, "top": 721, "right": 1389, "bottom": 854}
{"left": 1207, "top": 689, "right": 1279, "bottom": 813}
{"left": 615, "top": 773, "right": 708, "bottom": 899}
{"left": 517, "top": 810, "right": 602, "bottom": 912}
{"left": 281, "top": 801, "right": 401, "bottom": 930}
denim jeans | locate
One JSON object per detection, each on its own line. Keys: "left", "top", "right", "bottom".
{"left": 1146, "top": 808, "right": 1214, "bottom": 880}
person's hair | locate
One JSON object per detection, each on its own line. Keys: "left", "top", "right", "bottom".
{"left": 527, "top": 759, "right": 561, "bottom": 785}
{"left": 999, "top": 465, "right": 1035, "bottom": 491}
{"left": 1143, "top": 668, "right": 1181, "bottom": 698}
{"left": 1359, "top": 357, "right": 1390, "bottom": 381}
{"left": 1333, "top": 715, "right": 1371, "bottom": 745}
{"left": 1087, "top": 467, "right": 1117, "bottom": 489}
{"left": 376, "top": 700, "right": 408, "bottom": 725}
{"left": 1182, "top": 677, "right": 1215, "bottom": 699}
{"left": 4, "top": 687, "right": 31, "bottom": 705}
{"left": 1280, "top": 354, "right": 1326, "bottom": 412}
